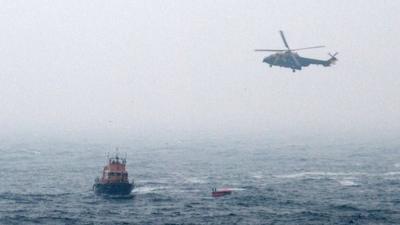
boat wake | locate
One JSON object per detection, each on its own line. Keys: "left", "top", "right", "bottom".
{"left": 132, "top": 186, "right": 169, "bottom": 194}
{"left": 226, "top": 187, "right": 246, "bottom": 191}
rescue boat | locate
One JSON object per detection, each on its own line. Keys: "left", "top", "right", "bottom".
{"left": 93, "top": 154, "right": 134, "bottom": 195}
{"left": 212, "top": 188, "right": 232, "bottom": 197}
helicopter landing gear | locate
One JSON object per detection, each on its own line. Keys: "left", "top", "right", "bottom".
{"left": 270, "top": 64, "right": 272, "bottom": 68}
{"left": 292, "top": 69, "right": 296, "bottom": 73}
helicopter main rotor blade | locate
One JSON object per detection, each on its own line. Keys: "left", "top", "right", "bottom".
{"left": 291, "top": 46, "right": 325, "bottom": 51}
{"left": 254, "top": 49, "right": 286, "bottom": 52}
{"left": 279, "top": 30, "right": 290, "bottom": 50}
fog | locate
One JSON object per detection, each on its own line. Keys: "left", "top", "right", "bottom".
{"left": 1, "top": 0, "right": 399, "bottom": 143}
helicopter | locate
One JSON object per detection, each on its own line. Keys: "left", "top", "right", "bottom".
{"left": 255, "top": 31, "right": 338, "bottom": 72}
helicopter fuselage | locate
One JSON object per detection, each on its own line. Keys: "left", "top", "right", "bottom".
{"left": 263, "top": 51, "right": 302, "bottom": 71}
{"left": 262, "top": 51, "right": 336, "bottom": 72}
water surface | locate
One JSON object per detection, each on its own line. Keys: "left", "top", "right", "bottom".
{"left": 1, "top": 138, "right": 399, "bottom": 224}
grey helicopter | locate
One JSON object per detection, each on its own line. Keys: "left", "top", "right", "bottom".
{"left": 255, "top": 31, "right": 338, "bottom": 72}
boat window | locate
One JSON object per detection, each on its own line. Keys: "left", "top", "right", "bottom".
{"left": 107, "top": 172, "right": 123, "bottom": 176}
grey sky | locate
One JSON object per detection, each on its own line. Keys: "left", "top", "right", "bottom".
{"left": 1, "top": 0, "right": 399, "bottom": 141}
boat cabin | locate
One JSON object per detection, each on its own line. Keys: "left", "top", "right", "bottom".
{"left": 100, "top": 155, "right": 129, "bottom": 183}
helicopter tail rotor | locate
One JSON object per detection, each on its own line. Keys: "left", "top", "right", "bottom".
{"left": 324, "top": 52, "right": 338, "bottom": 66}
{"left": 329, "top": 52, "right": 338, "bottom": 59}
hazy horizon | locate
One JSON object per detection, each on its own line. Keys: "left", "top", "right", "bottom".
{"left": 1, "top": 0, "right": 399, "bottom": 143}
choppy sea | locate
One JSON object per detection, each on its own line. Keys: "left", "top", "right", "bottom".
{"left": 1, "top": 137, "right": 399, "bottom": 224}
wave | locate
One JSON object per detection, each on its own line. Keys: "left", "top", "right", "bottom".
{"left": 383, "top": 171, "right": 400, "bottom": 176}
{"left": 274, "top": 172, "right": 366, "bottom": 179}
{"left": 0, "top": 192, "right": 72, "bottom": 204}
{"left": 338, "top": 179, "right": 359, "bottom": 187}
{"left": 250, "top": 173, "right": 263, "bottom": 179}
{"left": 184, "top": 177, "right": 207, "bottom": 184}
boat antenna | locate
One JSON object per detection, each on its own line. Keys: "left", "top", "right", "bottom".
{"left": 115, "top": 147, "right": 119, "bottom": 161}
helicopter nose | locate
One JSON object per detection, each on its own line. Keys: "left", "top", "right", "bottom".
{"left": 263, "top": 57, "right": 271, "bottom": 63}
